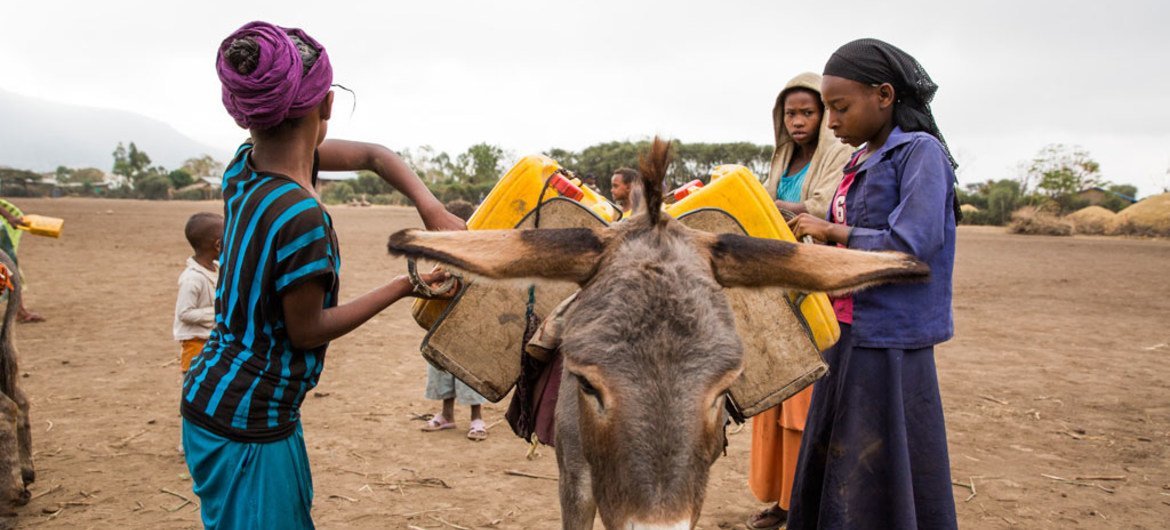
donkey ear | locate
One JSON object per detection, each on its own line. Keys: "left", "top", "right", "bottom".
{"left": 388, "top": 228, "right": 611, "bottom": 284}
{"left": 698, "top": 232, "right": 929, "bottom": 293}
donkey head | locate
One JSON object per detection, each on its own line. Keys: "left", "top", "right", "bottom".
{"left": 389, "top": 139, "right": 928, "bottom": 529}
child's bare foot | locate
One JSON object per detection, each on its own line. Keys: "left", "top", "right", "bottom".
{"left": 17, "top": 308, "right": 44, "bottom": 323}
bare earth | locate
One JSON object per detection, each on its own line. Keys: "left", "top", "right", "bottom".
{"left": 5, "top": 198, "right": 1169, "bottom": 529}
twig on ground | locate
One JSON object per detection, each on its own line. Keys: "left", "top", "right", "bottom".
{"left": 1074, "top": 475, "right": 1125, "bottom": 481}
{"left": 335, "top": 468, "right": 370, "bottom": 477}
{"left": 430, "top": 514, "right": 471, "bottom": 530}
{"left": 160, "top": 488, "right": 190, "bottom": 501}
{"left": 505, "top": 469, "right": 558, "bottom": 481}
{"left": 1041, "top": 474, "right": 1116, "bottom": 493}
{"left": 979, "top": 394, "right": 1009, "bottom": 406}
{"left": 164, "top": 499, "right": 191, "bottom": 512}
{"left": 329, "top": 494, "right": 358, "bottom": 503}
{"left": 409, "top": 413, "right": 435, "bottom": 421}
{"left": 393, "top": 507, "right": 459, "bottom": 517}
{"left": 110, "top": 430, "right": 147, "bottom": 448}
{"left": 44, "top": 420, "right": 53, "bottom": 432}
{"left": 951, "top": 478, "right": 978, "bottom": 501}
{"left": 405, "top": 477, "right": 451, "bottom": 489}
{"left": 484, "top": 419, "right": 504, "bottom": 431}
{"left": 30, "top": 484, "right": 62, "bottom": 501}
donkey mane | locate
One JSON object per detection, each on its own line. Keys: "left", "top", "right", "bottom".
{"left": 636, "top": 137, "right": 672, "bottom": 225}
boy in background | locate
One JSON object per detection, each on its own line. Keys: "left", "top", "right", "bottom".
{"left": 174, "top": 212, "right": 223, "bottom": 373}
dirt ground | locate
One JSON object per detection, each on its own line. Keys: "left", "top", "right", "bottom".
{"left": 3, "top": 197, "right": 1168, "bottom": 529}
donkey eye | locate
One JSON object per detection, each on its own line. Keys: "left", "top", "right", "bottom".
{"left": 576, "top": 374, "right": 600, "bottom": 398}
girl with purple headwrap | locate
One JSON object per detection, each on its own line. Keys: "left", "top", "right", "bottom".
{"left": 180, "top": 21, "right": 461, "bottom": 529}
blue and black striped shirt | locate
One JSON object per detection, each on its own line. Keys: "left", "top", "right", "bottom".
{"left": 182, "top": 143, "right": 340, "bottom": 442}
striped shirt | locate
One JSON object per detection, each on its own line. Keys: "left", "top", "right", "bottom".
{"left": 182, "top": 143, "right": 340, "bottom": 442}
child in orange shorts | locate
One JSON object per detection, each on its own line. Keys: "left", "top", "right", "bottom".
{"left": 173, "top": 212, "right": 223, "bottom": 373}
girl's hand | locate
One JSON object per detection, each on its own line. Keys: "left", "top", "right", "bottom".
{"left": 774, "top": 200, "right": 807, "bottom": 217}
{"left": 788, "top": 213, "right": 850, "bottom": 245}
{"left": 419, "top": 203, "right": 468, "bottom": 232}
{"left": 395, "top": 269, "right": 459, "bottom": 299}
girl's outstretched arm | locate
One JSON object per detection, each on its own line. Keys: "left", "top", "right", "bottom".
{"left": 282, "top": 271, "right": 449, "bottom": 350}
{"left": 317, "top": 139, "right": 467, "bottom": 231}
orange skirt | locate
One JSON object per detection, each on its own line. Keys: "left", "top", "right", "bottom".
{"left": 748, "top": 386, "right": 813, "bottom": 509}
{"left": 180, "top": 338, "right": 206, "bottom": 373}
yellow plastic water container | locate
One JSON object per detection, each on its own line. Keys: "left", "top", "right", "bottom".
{"left": 466, "top": 155, "right": 617, "bottom": 229}
{"left": 412, "top": 156, "right": 617, "bottom": 328}
{"left": 666, "top": 164, "right": 840, "bottom": 351}
{"left": 18, "top": 215, "right": 64, "bottom": 238}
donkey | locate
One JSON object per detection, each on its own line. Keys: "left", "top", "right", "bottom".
{"left": 0, "top": 251, "right": 33, "bottom": 513}
{"left": 389, "top": 138, "right": 928, "bottom": 529}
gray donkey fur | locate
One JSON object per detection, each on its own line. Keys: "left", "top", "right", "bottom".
{"left": 389, "top": 138, "right": 928, "bottom": 529}
{"left": 0, "top": 251, "right": 34, "bottom": 515}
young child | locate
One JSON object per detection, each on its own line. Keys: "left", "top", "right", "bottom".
{"left": 421, "top": 201, "right": 488, "bottom": 441}
{"left": 0, "top": 199, "right": 45, "bottom": 323}
{"left": 609, "top": 168, "right": 638, "bottom": 214}
{"left": 173, "top": 212, "right": 223, "bottom": 373}
{"left": 786, "top": 38, "right": 960, "bottom": 529}
{"left": 181, "top": 21, "right": 459, "bottom": 529}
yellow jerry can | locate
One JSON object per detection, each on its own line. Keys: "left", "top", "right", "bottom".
{"left": 411, "top": 155, "right": 615, "bottom": 328}
{"left": 666, "top": 164, "right": 840, "bottom": 352}
{"left": 17, "top": 215, "right": 64, "bottom": 238}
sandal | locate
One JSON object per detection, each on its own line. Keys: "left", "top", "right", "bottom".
{"left": 421, "top": 414, "right": 456, "bottom": 432}
{"left": 746, "top": 504, "right": 787, "bottom": 530}
{"left": 467, "top": 419, "right": 488, "bottom": 441}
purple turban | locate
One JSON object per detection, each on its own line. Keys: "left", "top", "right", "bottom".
{"left": 216, "top": 21, "right": 333, "bottom": 130}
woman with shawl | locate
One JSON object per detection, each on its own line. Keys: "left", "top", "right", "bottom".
{"left": 747, "top": 72, "right": 851, "bottom": 530}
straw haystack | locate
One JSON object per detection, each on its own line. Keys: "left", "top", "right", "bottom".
{"left": 1066, "top": 205, "right": 1117, "bottom": 235}
{"left": 1008, "top": 206, "right": 1073, "bottom": 236}
{"left": 1111, "top": 193, "right": 1170, "bottom": 236}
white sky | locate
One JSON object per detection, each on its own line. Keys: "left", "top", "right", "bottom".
{"left": 4, "top": 0, "right": 1168, "bottom": 196}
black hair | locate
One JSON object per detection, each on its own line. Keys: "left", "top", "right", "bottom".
{"left": 224, "top": 34, "right": 320, "bottom": 77}
{"left": 225, "top": 37, "right": 260, "bottom": 75}
{"left": 185, "top": 212, "right": 224, "bottom": 251}
{"left": 612, "top": 168, "right": 640, "bottom": 186}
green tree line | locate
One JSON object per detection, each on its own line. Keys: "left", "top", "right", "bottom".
{"left": 958, "top": 144, "right": 1141, "bottom": 226}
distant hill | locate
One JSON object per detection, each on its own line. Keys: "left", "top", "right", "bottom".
{"left": 0, "top": 88, "right": 221, "bottom": 172}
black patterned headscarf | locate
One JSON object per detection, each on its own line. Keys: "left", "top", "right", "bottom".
{"left": 825, "top": 38, "right": 962, "bottom": 221}
{"left": 823, "top": 38, "right": 957, "bottom": 170}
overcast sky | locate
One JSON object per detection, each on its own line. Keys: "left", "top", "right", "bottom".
{"left": 4, "top": 0, "right": 1168, "bottom": 196}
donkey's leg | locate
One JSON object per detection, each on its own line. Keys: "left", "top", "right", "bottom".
{"left": 10, "top": 388, "right": 31, "bottom": 487}
{"left": 0, "top": 394, "right": 28, "bottom": 510}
